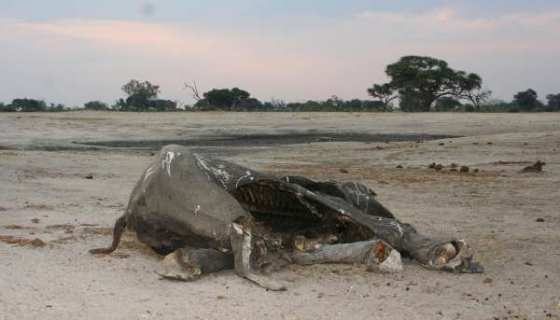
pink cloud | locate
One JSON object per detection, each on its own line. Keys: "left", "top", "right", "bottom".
{"left": 0, "top": 9, "right": 559, "bottom": 105}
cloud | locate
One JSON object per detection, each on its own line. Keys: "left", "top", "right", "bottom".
{"left": 0, "top": 8, "right": 559, "bottom": 106}
{"left": 354, "top": 8, "right": 560, "bottom": 52}
{"left": 2, "top": 18, "right": 340, "bottom": 104}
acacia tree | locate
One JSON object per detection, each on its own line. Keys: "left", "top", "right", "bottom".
{"left": 369, "top": 56, "right": 484, "bottom": 112}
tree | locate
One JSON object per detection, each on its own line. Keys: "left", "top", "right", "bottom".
{"left": 203, "top": 89, "right": 235, "bottom": 110}
{"left": 513, "top": 89, "right": 542, "bottom": 111}
{"left": 546, "top": 93, "right": 560, "bottom": 111}
{"left": 10, "top": 98, "right": 47, "bottom": 112}
{"left": 84, "top": 101, "right": 109, "bottom": 111}
{"left": 120, "top": 79, "right": 160, "bottom": 111}
{"left": 370, "top": 56, "right": 483, "bottom": 112}
{"left": 122, "top": 80, "right": 160, "bottom": 99}
{"left": 199, "top": 87, "right": 256, "bottom": 111}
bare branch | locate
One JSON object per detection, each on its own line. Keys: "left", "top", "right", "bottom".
{"left": 184, "top": 81, "right": 202, "bottom": 101}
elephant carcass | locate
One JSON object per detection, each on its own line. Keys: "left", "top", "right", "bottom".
{"left": 194, "top": 147, "right": 482, "bottom": 273}
{"left": 90, "top": 145, "right": 482, "bottom": 290}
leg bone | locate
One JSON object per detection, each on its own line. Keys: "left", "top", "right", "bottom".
{"left": 290, "top": 239, "right": 403, "bottom": 273}
{"left": 230, "top": 223, "right": 286, "bottom": 291}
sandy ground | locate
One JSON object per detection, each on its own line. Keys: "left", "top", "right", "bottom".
{"left": 1, "top": 112, "right": 559, "bottom": 320}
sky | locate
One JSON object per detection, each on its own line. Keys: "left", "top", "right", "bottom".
{"left": 0, "top": 0, "right": 559, "bottom": 106}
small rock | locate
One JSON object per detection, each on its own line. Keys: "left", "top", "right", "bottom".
{"left": 30, "top": 238, "right": 46, "bottom": 247}
{"left": 5, "top": 224, "right": 24, "bottom": 229}
{"left": 483, "top": 277, "right": 493, "bottom": 284}
{"left": 536, "top": 218, "right": 545, "bottom": 222}
{"left": 396, "top": 165, "right": 403, "bottom": 169}
{"left": 84, "top": 174, "right": 94, "bottom": 179}
{"left": 521, "top": 160, "right": 545, "bottom": 173}
{"left": 31, "top": 218, "right": 40, "bottom": 224}
{"left": 339, "top": 168, "right": 349, "bottom": 174}
{"left": 487, "top": 142, "right": 493, "bottom": 145}
{"left": 473, "top": 168, "right": 479, "bottom": 173}
{"left": 438, "top": 142, "right": 445, "bottom": 146}
{"left": 524, "top": 261, "right": 534, "bottom": 266}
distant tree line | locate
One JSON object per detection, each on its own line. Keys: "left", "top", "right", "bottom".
{"left": 189, "top": 87, "right": 391, "bottom": 112}
{"left": 1, "top": 56, "right": 559, "bottom": 112}
{"left": 0, "top": 98, "right": 67, "bottom": 112}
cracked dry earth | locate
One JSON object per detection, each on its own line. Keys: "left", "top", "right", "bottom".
{"left": 1, "top": 112, "right": 559, "bottom": 320}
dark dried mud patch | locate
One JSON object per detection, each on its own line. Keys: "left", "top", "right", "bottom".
{"left": 15, "top": 133, "right": 457, "bottom": 153}
{"left": 77, "top": 133, "right": 455, "bottom": 150}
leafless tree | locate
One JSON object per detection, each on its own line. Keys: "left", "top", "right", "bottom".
{"left": 184, "top": 81, "right": 202, "bottom": 101}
